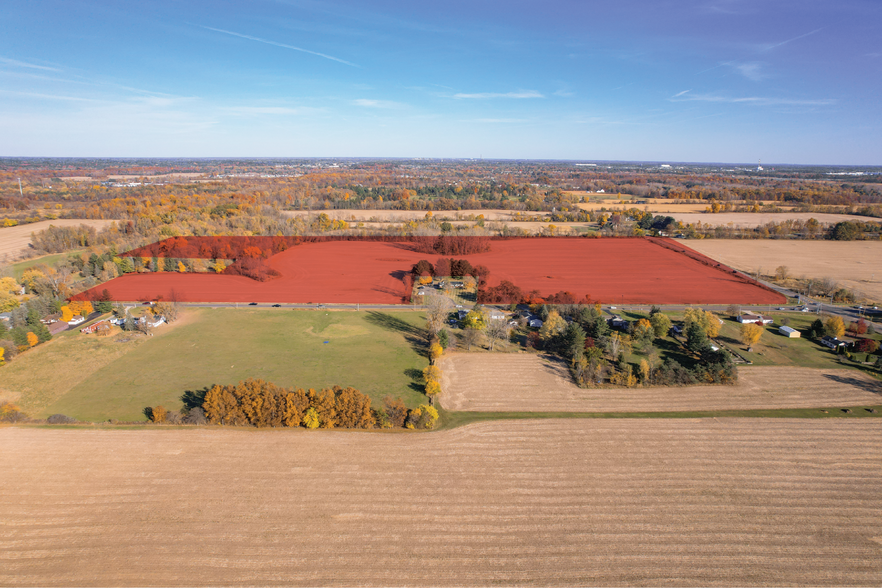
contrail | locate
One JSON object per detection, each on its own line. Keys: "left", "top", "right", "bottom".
{"left": 200, "top": 26, "right": 358, "bottom": 67}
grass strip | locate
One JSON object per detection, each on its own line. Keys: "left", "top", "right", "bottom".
{"left": 437, "top": 405, "right": 882, "bottom": 429}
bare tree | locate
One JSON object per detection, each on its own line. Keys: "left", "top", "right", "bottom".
{"left": 817, "top": 277, "right": 838, "bottom": 298}
{"left": 460, "top": 327, "right": 480, "bottom": 351}
{"left": 424, "top": 294, "right": 454, "bottom": 338}
{"left": 485, "top": 320, "right": 511, "bottom": 351}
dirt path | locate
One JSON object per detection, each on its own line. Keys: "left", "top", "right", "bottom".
{"left": 437, "top": 354, "right": 882, "bottom": 412}
{"left": 1, "top": 420, "right": 880, "bottom": 586}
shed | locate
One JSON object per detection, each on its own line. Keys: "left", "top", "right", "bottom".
{"left": 779, "top": 325, "right": 801, "bottom": 338}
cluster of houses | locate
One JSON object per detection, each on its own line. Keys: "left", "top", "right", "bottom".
{"left": 416, "top": 280, "right": 465, "bottom": 297}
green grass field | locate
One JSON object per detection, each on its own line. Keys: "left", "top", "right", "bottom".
{"left": 10, "top": 250, "right": 84, "bottom": 277}
{"left": 8, "top": 308, "right": 429, "bottom": 422}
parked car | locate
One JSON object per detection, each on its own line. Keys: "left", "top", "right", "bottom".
{"left": 272, "top": 304, "right": 281, "bottom": 307}
{"left": 248, "top": 302, "right": 258, "bottom": 306}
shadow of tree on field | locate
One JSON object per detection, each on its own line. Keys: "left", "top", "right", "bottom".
{"left": 364, "top": 311, "right": 428, "bottom": 357}
{"left": 389, "top": 269, "right": 408, "bottom": 281}
{"left": 181, "top": 386, "right": 211, "bottom": 411}
{"left": 823, "top": 373, "right": 882, "bottom": 396}
{"left": 405, "top": 367, "right": 426, "bottom": 394}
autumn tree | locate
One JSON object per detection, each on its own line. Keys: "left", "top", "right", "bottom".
{"left": 383, "top": 396, "right": 408, "bottom": 428}
{"left": 684, "top": 308, "right": 721, "bottom": 338}
{"left": 539, "top": 310, "right": 566, "bottom": 341}
{"left": 61, "top": 306, "right": 74, "bottom": 322}
{"left": 649, "top": 312, "right": 672, "bottom": 339}
{"left": 333, "top": 386, "right": 374, "bottom": 429}
{"left": 68, "top": 300, "right": 93, "bottom": 317}
{"left": 825, "top": 316, "right": 845, "bottom": 338}
{"left": 740, "top": 323, "right": 763, "bottom": 351}
{"left": 632, "top": 318, "right": 655, "bottom": 350}
{"left": 149, "top": 405, "right": 167, "bottom": 423}
{"left": 428, "top": 340, "right": 443, "bottom": 364}
{"left": 26, "top": 331, "right": 38, "bottom": 347}
{"left": 309, "top": 388, "right": 337, "bottom": 429}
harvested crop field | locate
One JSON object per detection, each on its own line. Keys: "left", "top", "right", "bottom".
{"left": 2, "top": 420, "right": 881, "bottom": 586}
{"left": 80, "top": 237, "right": 784, "bottom": 305}
{"left": 671, "top": 212, "right": 875, "bottom": 228}
{"left": 0, "top": 219, "right": 115, "bottom": 261}
{"left": 437, "top": 354, "right": 882, "bottom": 412}
{"left": 683, "top": 239, "right": 882, "bottom": 302}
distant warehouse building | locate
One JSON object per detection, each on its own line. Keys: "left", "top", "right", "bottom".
{"left": 779, "top": 325, "right": 801, "bottom": 338}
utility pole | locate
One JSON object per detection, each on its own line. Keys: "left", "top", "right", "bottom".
{"left": 18, "top": 178, "right": 23, "bottom": 196}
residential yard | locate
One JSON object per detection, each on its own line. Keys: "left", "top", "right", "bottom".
{"left": 6, "top": 308, "right": 429, "bottom": 422}
{"left": 714, "top": 313, "right": 882, "bottom": 373}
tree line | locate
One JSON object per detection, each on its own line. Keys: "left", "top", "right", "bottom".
{"left": 147, "top": 379, "right": 438, "bottom": 430}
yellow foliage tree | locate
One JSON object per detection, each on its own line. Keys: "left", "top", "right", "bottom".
{"left": 61, "top": 306, "right": 74, "bottom": 322}
{"left": 740, "top": 323, "right": 764, "bottom": 351}
{"left": 428, "top": 341, "right": 443, "bottom": 364}
{"left": 423, "top": 365, "right": 441, "bottom": 384}
{"left": 825, "top": 316, "right": 845, "bottom": 338}
{"left": 425, "top": 380, "right": 442, "bottom": 398}
{"left": 150, "top": 405, "right": 167, "bottom": 423}
{"left": 177, "top": 261, "right": 187, "bottom": 273}
{"left": 212, "top": 260, "right": 227, "bottom": 273}
{"left": 0, "top": 346, "right": 5, "bottom": 366}
{"left": 539, "top": 310, "right": 567, "bottom": 340}
{"left": 27, "top": 332, "right": 38, "bottom": 347}
{"left": 683, "top": 308, "right": 721, "bottom": 338}
{"left": 0, "top": 277, "right": 18, "bottom": 295}
{"left": 68, "top": 300, "right": 93, "bottom": 317}
{"left": 303, "top": 407, "right": 320, "bottom": 429}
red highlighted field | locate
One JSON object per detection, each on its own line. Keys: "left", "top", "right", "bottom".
{"left": 77, "top": 237, "right": 785, "bottom": 305}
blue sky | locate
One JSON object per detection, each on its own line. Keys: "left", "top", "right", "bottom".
{"left": 1, "top": 0, "right": 880, "bottom": 163}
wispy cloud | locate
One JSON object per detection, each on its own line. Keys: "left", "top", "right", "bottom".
{"left": 0, "top": 89, "right": 98, "bottom": 102}
{"left": 672, "top": 89, "right": 691, "bottom": 98}
{"left": 353, "top": 99, "right": 404, "bottom": 109}
{"left": 453, "top": 90, "right": 544, "bottom": 99}
{"left": 221, "top": 105, "right": 323, "bottom": 116}
{"left": 759, "top": 27, "right": 824, "bottom": 53}
{"left": 467, "top": 118, "right": 529, "bottom": 123}
{"left": 732, "top": 62, "right": 768, "bottom": 81}
{"left": 0, "top": 56, "right": 60, "bottom": 72}
{"left": 670, "top": 91, "right": 835, "bottom": 106}
{"left": 200, "top": 26, "right": 358, "bottom": 67}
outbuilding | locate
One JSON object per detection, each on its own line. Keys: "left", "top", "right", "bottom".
{"left": 778, "top": 325, "right": 801, "bottom": 338}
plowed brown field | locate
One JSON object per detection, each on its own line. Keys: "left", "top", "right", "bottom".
{"left": 81, "top": 237, "right": 784, "bottom": 305}
{"left": 437, "top": 354, "right": 882, "bottom": 412}
{"left": 2, "top": 421, "right": 880, "bottom": 586}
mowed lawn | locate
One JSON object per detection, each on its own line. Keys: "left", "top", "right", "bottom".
{"left": 32, "top": 308, "right": 429, "bottom": 422}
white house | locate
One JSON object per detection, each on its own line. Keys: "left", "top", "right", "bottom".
{"left": 737, "top": 313, "right": 773, "bottom": 325}
{"left": 529, "top": 318, "right": 543, "bottom": 328}
{"left": 487, "top": 309, "right": 506, "bottom": 321}
{"left": 68, "top": 316, "right": 85, "bottom": 326}
{"left": 779, "top": 325, "right": 801, "bottom": 338}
